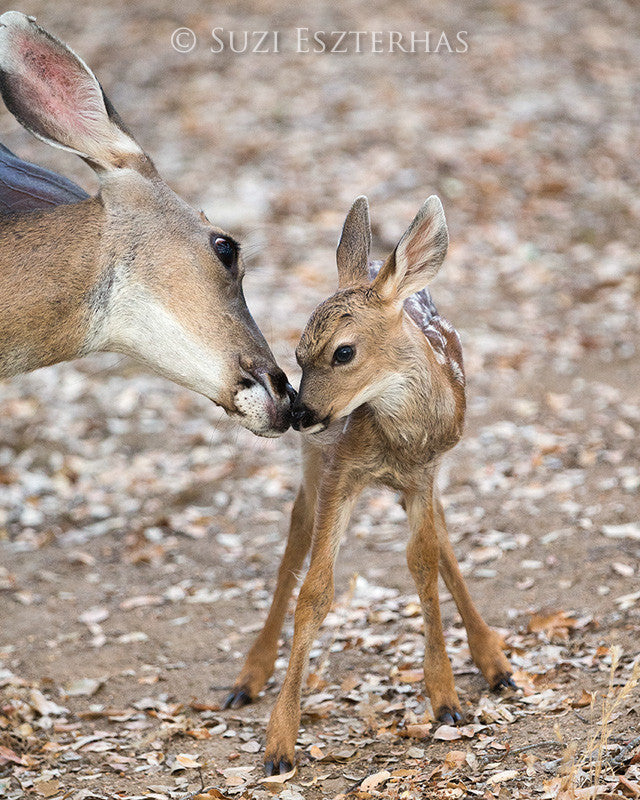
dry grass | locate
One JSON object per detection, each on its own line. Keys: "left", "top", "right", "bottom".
{"left": 555, "top": 647, "right": 640, "bottom": 799}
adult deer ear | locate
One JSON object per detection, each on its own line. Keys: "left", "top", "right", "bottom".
{"left": 0, "top": 11, "right": 147, "bottom": 173}
{"left": 372, "top": 196, "right": 448, "bottom": 303}
{"left": 336, "top": 195, "right": 372, "bottom": 288}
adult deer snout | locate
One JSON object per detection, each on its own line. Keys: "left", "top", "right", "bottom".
{"left": 235, "top": 360, "right": 295, "bottom": 437}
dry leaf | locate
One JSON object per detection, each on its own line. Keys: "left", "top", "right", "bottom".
{"left": 616, "top": 776, "right": 640, "bottom": 796}
{"left": 119, "top": 594, "right": 164, "bottom": 609}
{"left": 361, "top": 770, "right": 391, "bottom": 791}
{"left": 64, "top": 677, "right": 103, "bottom": 697}
{"left": 259, "top": 766, "right": 297, "bottom": 784}
{"left": 306, "top": 672, "right": 329, "bottom": 690}
{"left": 459, "top": 723, "right": 485, "bottom": 738}
{"left": 602, "top": 523, "right": 640, "bottom": 540}
{"left": 616, "top": 590, "right": 640, "bottom": 611}
{"left": 572, "top": 689, "right": 596, "bottom": 708}
{"left": 405, "top": 723, "right": 432, "bottom": 739}
{"left": 187, "top": 728, "right": 212, "bottom": 740}
{"left": 443, "top": 750, "right": 467, "bottom": 773}
{"left": 29, "top": 689, "right": 67, "bottom": 716}
{"left": 33, "top": 780, "right": 61, "bottom": 797}
{"left": 558, "top": 786, "right": 613, "bottom": 799}
{"left": 528, "top": 610, "right": 578, "bottom": 642}
{"left": 176, "top": 753, "right": 201, "bottom": 769}
{"left": 189, "top": 702, "right": 221, "bottom": 712}
{"left": 487, "top": 770, "right": 518, "bottom": 784}
{"left": 0, "top": 745, "right": 27, "bottom": 766}
{"left": 78, "top": 607, "right": 109, "bottom": 625}
{"left": 397, "top": 669, "right": 423, "bottom": 684}
{"left": 433, "top": 724, "right": 461, "bottom": 741}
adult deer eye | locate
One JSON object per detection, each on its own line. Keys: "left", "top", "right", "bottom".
{"left": 333, "top": 345, "right": 355, "bottom": 365}
{"left": 212, "top": 236, "right": 237, "bottom": 269}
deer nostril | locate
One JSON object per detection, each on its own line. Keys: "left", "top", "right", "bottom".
{"left": 248, "top": 365, "right": 293, "bottom": 403}
{"left": 268, "top": 368, "right": 289, "bottom": 398}
{"left": 291, "top": 402, "right": 316, "bottom": 431}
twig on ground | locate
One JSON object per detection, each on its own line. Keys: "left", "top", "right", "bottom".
{"left": 610, "top": 734, "right": 640, "bottom": 770}
{"left": 544, "top": 735, "right": 640, "bottom": 776}
{"left": 508, "top": 740, "right": 565, "bottom": 756}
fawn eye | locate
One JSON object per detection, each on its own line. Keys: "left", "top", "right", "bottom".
{"left": 212, "top": 235, "right": 237, "bottom": 269}
{"left": 333, "top": 345, "right": 355, "bottom": 365}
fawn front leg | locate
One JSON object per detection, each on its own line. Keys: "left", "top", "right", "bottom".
{"left": 405, "top": 488, "right": 462, "bottom": 724}
{"left": 225, "top": 445, "right": 322, "bottom": 708}
{"left": 433, "top": 494, "right": 515, "bottom": 691}
{"left": 224, "top": 486, "right": 315, "bottom": 707}
{"left": 263, "top": 468, "right": 359, "bottom": 775}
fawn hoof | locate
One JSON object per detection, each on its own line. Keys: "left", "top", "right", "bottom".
{"left": 223, "top": 686, "right": 253, "bottom": 709}
{"left": 264, "top": 757, "right": 293, "bottom": 776}
{"left": 491, "top": 673, "right": 518, "bottom": 692}
{"left": 436, "top": 706, "right": 463, "bottom": 726}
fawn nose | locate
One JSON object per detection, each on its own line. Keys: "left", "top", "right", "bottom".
{"left": 291, "top": 400, "right": 319, "bottom": 432}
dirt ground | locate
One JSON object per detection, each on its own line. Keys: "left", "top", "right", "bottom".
{"left": 1, "top": 1, "right": 639, "bottom": 798}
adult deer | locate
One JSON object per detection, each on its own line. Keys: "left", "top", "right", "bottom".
{"left": 0, "top": 11, "right": 292, "bottom": 435}
{"left": 225, "top": 196, "right": 516, "bottom": 774}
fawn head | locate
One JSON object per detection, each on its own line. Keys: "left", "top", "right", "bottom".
{"left": 292, "top": 195, "right": 448, "bottom": 433}
{"left": 0, "top": 12, "right": 292, "bottom": 436}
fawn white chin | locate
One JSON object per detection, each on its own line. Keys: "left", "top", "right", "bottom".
{"left": 225, "top": 194, "right": 516, "bottom": 774}
{"left": 0, "top": 11, "right": 293, "bottom": 437}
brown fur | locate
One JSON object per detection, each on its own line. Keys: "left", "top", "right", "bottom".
{"left": 226, "top": 196, "right": 514, "bottom": 773}
{"left": 0, "top": 12, "right": 291, "bottom": 433}
{"left": 0, "top": 199, "right": 102, "bottom": 376}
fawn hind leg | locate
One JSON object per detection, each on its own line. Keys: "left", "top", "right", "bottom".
{"left": 433, "top": 493, "right": 515, "bottom": 691}
{"left": 224, "top": 446, "right": 320, "bottom": 708}
{"left": 404, "top": 489, "right": 462, "bottom": 724}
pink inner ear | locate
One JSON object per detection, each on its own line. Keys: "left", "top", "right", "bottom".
{"left": 14, "top": 29, "right": 101, "bottom": 141}
{"left": 403, "top": 219, "right": 437, "bottom": 273}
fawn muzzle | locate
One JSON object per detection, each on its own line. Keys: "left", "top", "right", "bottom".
{"left": 290, "top": 399, "right": 329, "bottom": 433}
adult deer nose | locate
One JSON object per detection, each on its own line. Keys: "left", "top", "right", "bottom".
{"left": 246, "top": 364, "right": 295, "bottom": 432}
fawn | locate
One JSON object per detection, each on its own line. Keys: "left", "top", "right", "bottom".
{"left": 0, "top": 11, "right": 292, "bottom": 436}
{"left": 225, "top": 195, "right": 516, "bottom": 773}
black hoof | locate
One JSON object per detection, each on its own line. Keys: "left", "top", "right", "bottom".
{"left": 492, "top": 674, "right": 518, "bottom": 692}
{"left": 223, "top": 686, "right": 253, "bottom": 709}
{"left": 437, "top": 707, "right": 463, "bottom": 725}
{"left": 264, "top": 757, "right": 293, "bottom": 776}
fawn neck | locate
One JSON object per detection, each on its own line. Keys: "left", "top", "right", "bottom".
{"left": 368, "top": 317, "right": 465, "bottom": 453}
{"left": 0, "top": 199, "right": 103, "bottom": 378}
{"left": 311, "top": 323, "right": 465, "bottom": 493}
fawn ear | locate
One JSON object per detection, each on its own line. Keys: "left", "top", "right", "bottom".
{"left": 372, "top": 196, "right": 448, "bottom": 303}
{"left": 336, "top": 195, "right": 372, "bottom": 288}
{"left": 0, "top": 12, "right": 145, "bottom": 173}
